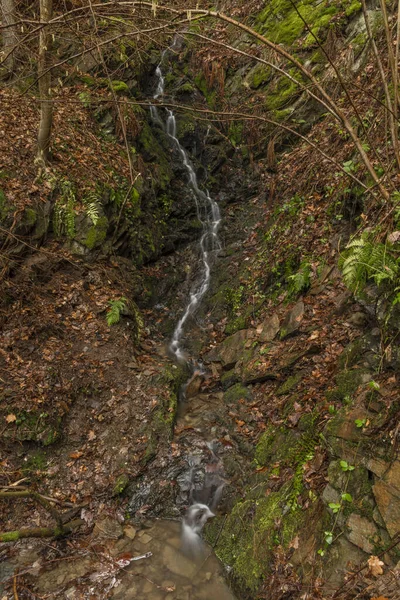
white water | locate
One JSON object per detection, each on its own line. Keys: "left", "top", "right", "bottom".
{"left": 151, "top": 55, "right": 221, "bottom": 363}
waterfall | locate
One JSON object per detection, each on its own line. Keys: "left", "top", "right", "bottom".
{"left": 150, "top": 54, "right": 221, "bottom": 364}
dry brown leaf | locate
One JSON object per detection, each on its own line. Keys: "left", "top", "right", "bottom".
{"left": 69, "top": 451, "right": 84, "bottom": 460}
{"left": 5, "top": 414, "right": 16, "bottom": 423}
{"left": 367, "top": 555, "right": 384, "bottom": 577}
{"left": 87, "top": 430, "right": 96, "bottom": 441}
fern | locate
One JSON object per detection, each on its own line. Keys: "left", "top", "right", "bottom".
{"left": 53, "top": 180, "right": 76, "bottom": 238}
{"left": 106, "top": 297, "right": 128, "bottom": 326}
{"left": 340, "top": 234, "right": 399, "bottom": 293}
{"left": 82, "top": 190, "right": 100, "bottom": 225}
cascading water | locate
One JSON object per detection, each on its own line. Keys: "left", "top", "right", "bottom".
{"left": 150, "top": 54, "right": 221, "bottom": 364}
{"left": 150, "top": 48, "right": 222, "bottom": 556}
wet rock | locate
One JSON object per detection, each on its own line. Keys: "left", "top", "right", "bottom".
{"left": 346, "top": 513, "right": 378, "bottom": 553}
{"left": 185, "top": 373, "right": 203, "bottom": 398}
{"left": 92, "top": 517, "right": 123, "bottom": 541}
{"left": 162, "top": 544, "right": 197, "bottom": 578}
{"left": 373, "top": 480, "right": 400, "bottom": 537}
{"left": 124, "top": 525, "right": 137, "bottom": 539}
{"left": 280, "top": 301, "right": 304, "bottom": 339}
{"left": 259, "top": 313, "right": 279, "bottom": 342}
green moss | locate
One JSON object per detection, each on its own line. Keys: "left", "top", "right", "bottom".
{"left": 23, "top": 207, "right": 37, "bottom": 227}
{"left": 345, "top": 1, "right": 361, "bottom": 17}
{"left": 225, "top": 315, "right": 247, "bottom": 335}
{"left": 249, "top": 64, "right": 272, "bottom": 89}
{"left": 194, "top": 73, "right": 217, "bottom": 109}
{"left": 221, "top": 369, "right": 240, "bottom": 390}
{"left": 206, "top": 482, "right": 305, "bottom": 592}
{"left": 109, "top": 80, "right": 129, "bottom": 94}
{"left": 266, "top": 74, "right": 301, "bottom": 112}
{"left": 176, "top": 114, "right": 196, "bottom": 138}
{"left": 83, "top": 216, "right": 108, "bottom": 250}
{"left": 228, "top": 122, "right": 243, "bottom": 147}
{"left": 224, "top": 383, "right": 252, "bottom": 404}
{"left": 176, "top": 82, "right": 195, "bottom": 95}
{"left": 326, "top": 368, "right": 366, "bottom": 402}
{"left": 276, "top": 372, "right": 303, "bottom": 396}
{"left": 257, "top": 0, "right": 356, "bottom": 47}
{"left": 22, "top": 450, "right": 47, "bottom": 474}
{"left": 113, "top": 474, "right": 130, "bottom": 496}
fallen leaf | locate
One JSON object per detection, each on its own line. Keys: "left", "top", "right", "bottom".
{"left": 69, "top": 451, "right": 83, "bottom": 460}
{"left": 87, "top": 430, "right": 96, "bottom": 441}
{"left": 5, "top": 414, "right": 16, "bottom": 423}
{"left": 367, "top": 555, "right": 384, "bottom": 577}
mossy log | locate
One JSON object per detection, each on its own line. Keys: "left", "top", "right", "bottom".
{"left": 0, "top": 518, "right": 84, "bottom": 542}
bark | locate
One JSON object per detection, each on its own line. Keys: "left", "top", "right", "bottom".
{"left": 1, "top": 0, "right": 18, "bottom": 76}
{"left": 36, "top": 0, "right": 53, "bottom": 167}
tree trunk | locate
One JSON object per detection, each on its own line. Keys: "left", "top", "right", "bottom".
{"left": 1, "top": 0, "right": 18, "bottom": 76}
{"left": 36, "top": 0, "right": 53, "bottom": 167}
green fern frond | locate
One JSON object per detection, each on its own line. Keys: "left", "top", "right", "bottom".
{"left": 82, "top": 190, "right": 101, "bottom": 225}
{"left": 106, "top": 297, "right": 128, "bottom": 326}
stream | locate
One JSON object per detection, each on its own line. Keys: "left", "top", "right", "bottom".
{"left": 119, "top": 47, "right": 236, "bottom": 600}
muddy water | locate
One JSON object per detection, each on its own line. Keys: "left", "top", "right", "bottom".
{"left": 111, "top": 520, "right": 235, "bottom": 600}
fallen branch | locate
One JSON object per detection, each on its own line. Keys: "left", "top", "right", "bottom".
{"left": 0, "top": 518, "right": 84, "bottom": 542}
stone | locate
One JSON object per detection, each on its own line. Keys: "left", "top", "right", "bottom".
{"left": 346, "top": 513, "right": 378, "bottom": 554}
{"left": 384, "top": 460, "right": 400, "bottom": 495}
{"left": 124, "top": 525, "right": 137, "bottom": 540}
{"left": 280, "top": 301, "right": 304, "bottom": 339}
{"left": 185, "top": 373, "right": 203, "bottom": 398}
{"left": 92, "top": 517, "right": 123, "bottom": 540}
{"left": 218, "top": 329, "right": 255, "bottom": 369}
{"left": 373, "top": 480, "right": 400, "bottom": 537}
{"left": 138, "top": 532, "right": 152, "bottom": 544}
{"left": 259, "top": 313, "right": 280, "bottom": 342}
{"left": 162, "top": 544, "right": 197, "bottom": 578}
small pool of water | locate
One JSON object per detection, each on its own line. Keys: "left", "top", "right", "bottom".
{"left": 112, "top": 520, "right": 236, "bottom": 600}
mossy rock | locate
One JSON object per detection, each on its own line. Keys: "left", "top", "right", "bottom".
{"left": 220, "top": 369, "right": 240, "bottom": 391}
{"left": 257, "top": 0, "right": 358, "bottom": 47}
{"left": 82, "top": 216, "right": 109, "bottom": 250}
{"left": 223, "top": 383, "right": 252, "bottom": 404}
{"left": 113, "top": 474, "right": 130, "bottom": 496}
{"left": 3, "top": 410, "right": 62, "bottom": 445}
{"left": 326, "top": 368, "right": 370, "bottom": 403}
{"left": 205, "top": 481, "right": 305, "bottom": 593}
{"left": 276, "top": 371, "right": 303, "bottom": 396}
{"left": 255, "top": 425, "right": 298, "bottom": 467}
{"left": 247, "top": 64, "right": 272, "bottom": 89}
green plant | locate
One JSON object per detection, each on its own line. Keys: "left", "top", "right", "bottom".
{"left": 106, "top": 297, "right": 128, "bottom": 326}
{"left": 340, "top": 233, "right": 400, "bottom": 299}
{"left": 53, "top": 180, "right": 76, "bottom": 238}
{"left": 287, "top": 261, "right": 311, "bottom": 298}
{"left": 82, "top": 190, "right": 100, "bottom": 225}
{"left": 355, "top": 418, "right": 367, "bottom": 428}
{"left": 339, "top": 460, "right": 355, "bottom": 472}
